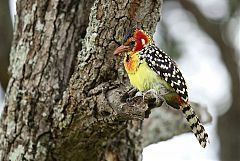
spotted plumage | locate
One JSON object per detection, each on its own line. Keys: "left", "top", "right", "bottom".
{"left": 114, "top": 28, "right": 209, "bottom": 148}
{"left": 139, "top": 44, "right": 189, "bottom": 102}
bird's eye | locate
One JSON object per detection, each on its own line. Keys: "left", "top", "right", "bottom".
{"left": 129, "top": 40, "right": 135, "bottom": 49}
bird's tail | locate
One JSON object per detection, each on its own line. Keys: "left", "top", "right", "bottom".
{"left": 181, "top": 104, "right": 209, "bottom": 148}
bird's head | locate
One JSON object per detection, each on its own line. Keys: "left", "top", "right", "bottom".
{"left": 114, "top": 28, "right": 151, "bottom": 55}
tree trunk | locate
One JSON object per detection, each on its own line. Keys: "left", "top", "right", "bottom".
{"left": 0, "top": 0, "right": 162, "bottom": 160}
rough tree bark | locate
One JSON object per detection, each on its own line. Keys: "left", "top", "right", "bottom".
{"left": 0, "top": 0, "right": 211, "bottom": 161}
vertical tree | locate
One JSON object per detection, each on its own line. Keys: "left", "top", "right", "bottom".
{"left": 0, "top": 0, "right": 161, "bottom": 160}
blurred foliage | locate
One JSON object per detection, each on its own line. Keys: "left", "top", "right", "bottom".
{"left": 161, "top": 0, "right": 240, "bottom": 160}
{"left": 159, "top": 22, "right": 181, "bottom": 60}
{"left": 0, "top": 0, "right": 13, "bottom": 91}
{"left": 229, "top": 0, "right": 240, "bottom": 16}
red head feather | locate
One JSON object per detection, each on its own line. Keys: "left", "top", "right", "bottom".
{"left": 114, "top": 28, "right": 151, "bottom": 55}
{"left": 133, "top": 29, "right": 150, "bottom": 52}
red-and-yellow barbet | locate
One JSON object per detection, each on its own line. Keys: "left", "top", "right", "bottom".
{"left": 114, "top": 28, "right": 209, "bottom": 148}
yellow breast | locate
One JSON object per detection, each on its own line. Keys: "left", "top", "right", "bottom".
{"left": 128, "top": 62, "right": 160, "bottom": 91}
{"left": 124, "top": 52, "right": 171, "bottom": 91}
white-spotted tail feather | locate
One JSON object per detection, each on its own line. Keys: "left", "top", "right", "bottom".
{"left": 181, "top": 104, "right": 209, "bottom": 148}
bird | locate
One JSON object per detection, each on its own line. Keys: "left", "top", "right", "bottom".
{"left": 114, "top": 28, "right": 209, "bottom": 148}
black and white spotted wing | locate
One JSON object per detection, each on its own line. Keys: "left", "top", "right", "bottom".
{"left": 139, "top": 44, "right": 189, "bottom": 102}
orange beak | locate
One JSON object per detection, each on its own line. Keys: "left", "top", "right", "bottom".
{"left": 114, "top": 45, "right": 131, "bottom": 55}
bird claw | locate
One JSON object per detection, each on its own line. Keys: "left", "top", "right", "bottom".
{"left": 135, "top": 91, "right": 143, "bottom": 97}
{"left": 120, "top": 88, "right": 138, "bottom": 102}
{"left": 143, "top": 89, "right": 158, "bottom": 103}
{"left": 143, "top": 89, "right": 166, "bottom": 108}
